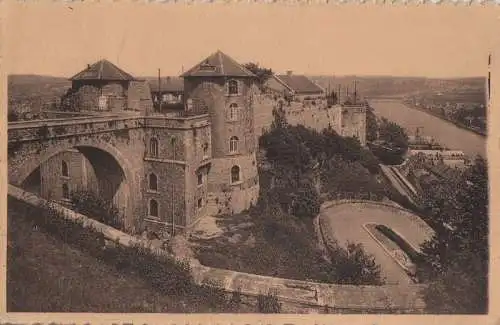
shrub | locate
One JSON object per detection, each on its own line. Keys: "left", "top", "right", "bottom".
{"left": 323, "top": 241, "right": 384, "bottom": 285}
{"left": 8, "top": 109, "right": 19, "bottom": 122}
{"left": 257, "top": 290, "right": 281, "bottom": 313}
{"left": 71, "top": 190, "right": 124, "bottom": 230}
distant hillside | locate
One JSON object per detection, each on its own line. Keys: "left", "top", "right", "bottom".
{"left": 8, "top": 75, "right": 71, "bottom": 107}
{"left": 310, "top": 76, "right": 486, "bottom": 100}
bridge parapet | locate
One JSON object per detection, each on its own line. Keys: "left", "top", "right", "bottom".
{"left": 8, "top": 116, "right": 144, "bottom": 143}
{"left": 8, "top": 114, "right": 211, "bottom": 142}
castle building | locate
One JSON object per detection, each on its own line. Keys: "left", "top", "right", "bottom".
{"left": 35, "top": 51, "right": 260, "bottom": 236}
{"left": 65, "top": 59, "right": 153, "bottom": 112}
{"left": 180, "top": 50, "right": 260, "bottom": 214}
{"left": 264, "top": 71, "right": 325, "bottom": 104}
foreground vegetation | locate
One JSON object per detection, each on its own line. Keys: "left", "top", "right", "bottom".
{"left": 7, "top": 197, "right": 282, "bottom": 313}
{"left": 418, "top": 157, "right": 488, "bottom": 313}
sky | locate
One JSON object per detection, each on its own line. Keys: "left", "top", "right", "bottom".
{"left": 4, "top": 3, "right": 500, "bottom": 78}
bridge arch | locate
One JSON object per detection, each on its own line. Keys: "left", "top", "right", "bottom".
{"left": 11, "top": 139, "right": 140, "bottom": 230}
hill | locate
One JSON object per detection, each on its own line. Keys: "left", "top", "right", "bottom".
{"left": 310, "top": 75, "right": 486, "bottom": 100}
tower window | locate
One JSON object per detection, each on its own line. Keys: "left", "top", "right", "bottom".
{"left": 229, "top": 136, "right": 239, "bottom": 153}
{"left": 149, "top": 173, "right": 158, "bottom": 191}
{"left": 150, "top": 138, "right": 159, "bottom": 157}
{"left": 61, "top": 160, "right": 69, "bottom": 177}
{"left": 231, "top": 165, "right": 240, "bottom": 183}
{"left": 228, "top": 80, "right": 239, "bottom": 95}
{"left": 229, "top": 103, "right": 239, "bottom": 121}
{"left": 202, "top": 142, "right": 209, "bottom": 158}
{"left": 149, "top": 199, "right": 159, "bottom": 218}
{"left": 62, "top": 183, "right": 70, "bottom": 199}
{"left": 198, "top": 198, "right": 203, "bottom": 209}
{"left": 197, "top": 171, "right": 203, "bottom": 186}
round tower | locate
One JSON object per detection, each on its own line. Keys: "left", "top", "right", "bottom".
{"left": 181, "top": 51, "right": 260, "bottom": 214}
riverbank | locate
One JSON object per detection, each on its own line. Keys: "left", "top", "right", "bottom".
{"left": 402, "top": 101, "right": 486, "bottom": 137}
{"left": 369, "top": 99, "right": 486, "bottom": 159}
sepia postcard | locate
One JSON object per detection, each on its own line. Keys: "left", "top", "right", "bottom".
{"left": 1, "top": 2, "right": 500, "bottom": 325}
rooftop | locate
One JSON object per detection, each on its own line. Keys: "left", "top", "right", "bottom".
{"left": 148, "top": 77, "right": 184, "bottom": 93}
{"left": 180, "top": 50, "right": 256, "bottom": 78}
{"left": 274, "top": 74, "right": 324, "bottom": 94}
{"left": 70, "top": 59, "right": 136, "bottom": 82}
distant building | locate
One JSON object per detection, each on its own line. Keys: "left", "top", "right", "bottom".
{"left": 264, "top": 71, "right": 325, "bottom": 103}
{"left": 408, "top": 149, "right": 467, "bottom": 168}
{"left": 66, "top": 59, "right": 153, "bottom": 112}
{"left": 148, "top": 76, "right": 184, "bottom": 106}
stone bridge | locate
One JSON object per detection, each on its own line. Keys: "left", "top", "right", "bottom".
{"left": 8, "top": 114, "right": 212, "bottom": 231}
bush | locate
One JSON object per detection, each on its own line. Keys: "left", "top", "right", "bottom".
{"left": 8, "top": 109, "right": 19, "bottom": 122}
{"left": 323, "top": 241, "right": 384, "bottom": 285}
{"left": 71, "top": 190, "right": 124, "bottom": 230}
{"left": 257, "top": 290, "right": 281, "bottom": 313}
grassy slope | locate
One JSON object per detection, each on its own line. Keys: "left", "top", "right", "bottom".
{"left": 7, "top": 198, "right": 252, "bottom": 313}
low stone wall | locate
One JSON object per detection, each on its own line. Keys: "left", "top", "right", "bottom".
{"left": 8, "top": 185, "right": 427, "bottom": 313}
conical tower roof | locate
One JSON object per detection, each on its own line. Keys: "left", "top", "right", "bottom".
{"left": 70, "top": 59, "right": 135, "bottom": 81}
{"left": 180, "top": 50, "right": 256, "bottom": 78}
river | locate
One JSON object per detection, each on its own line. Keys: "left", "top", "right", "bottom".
{"left": 369, "top": 99, "right": 486, "bottom": 159}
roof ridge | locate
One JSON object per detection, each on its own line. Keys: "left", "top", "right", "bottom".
{"left": 99, "top": 60, "right": 104, "bottom": 80}
{"left": 218, "top": 51, "right": 224, "bottom": 75}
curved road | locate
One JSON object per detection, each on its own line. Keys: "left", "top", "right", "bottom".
{"left": 369, "top": 99, "right": 486, "bottom": 159}
{"left": 320, "top": 201, "right": 434, "bottom": 285}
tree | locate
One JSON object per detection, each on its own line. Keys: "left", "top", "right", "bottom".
{"left": 366, "top": 108, "right": 378, "bottom": 142}
{"left": 378, "top": 118, "right": 408, "bottom": 151}
{"left": 323, "top": 241, "right": 384, "bottom": 285}
{"left": 420, "top": 157, "right": 488, "bottom": 313}
{"left": 243, "top": 62, "right": 274, "bottom": 87}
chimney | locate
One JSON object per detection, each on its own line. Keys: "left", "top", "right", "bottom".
{"left": 87, "top": 64, "right": 91, "bottom": 69}
{"left": 286, "top": 70, "right": 293, "bottom": 76}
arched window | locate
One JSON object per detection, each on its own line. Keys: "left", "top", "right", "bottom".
{"left": 149, "top": 199, "right": 159, "bottom": 218}
{"left": 62, "top": 183, "right": 70, "bottom": 199}
{"left": 61, "top": 160, "right": 69, "bottom": 177}
{"left": 228, "top": 80, "right": 239, "bottom": 95}
{"left": 229, "top": 136, "right": 239, "bottom": 153}
{"left": 150, "top": 138, "right": 159, "bottom": 157}
{"left": 231, "top": 165, "right": 240, "bottom": 183}
{"left": 149, "top": 173, "right": 158, "bottom": 191}
{"left": 229, "top": 103, "right": 239, "bottom": 121}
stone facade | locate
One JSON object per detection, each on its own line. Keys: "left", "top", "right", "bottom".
{"left": 183, "top": 75, "right": 260, "bottom": 214}
{"left": 340, "top": 104, "right": 367, "bottom": 146}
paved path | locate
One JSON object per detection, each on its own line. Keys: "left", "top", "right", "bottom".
{"left": 319, "top": 201, "right": 434, "bottom": 285}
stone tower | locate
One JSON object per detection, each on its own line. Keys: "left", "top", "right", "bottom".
{"left": 181, "top": 51, "right": 260, "bottom": 214}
